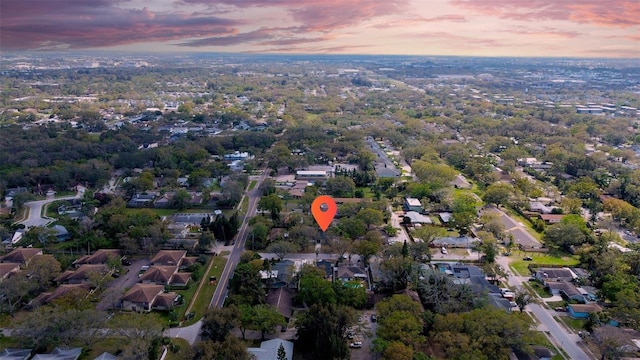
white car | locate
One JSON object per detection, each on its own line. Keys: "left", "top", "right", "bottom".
{"left": 349, "top": 342, "right": 362, "bottom": 348}
{"left": 441, "top": 247, "right": 448, "bottom": 254}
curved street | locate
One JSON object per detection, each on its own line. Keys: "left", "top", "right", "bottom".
{"left": 19, "top": 190, "right": 83, "bottom": 229}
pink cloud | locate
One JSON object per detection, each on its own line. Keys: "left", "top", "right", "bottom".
{"left": 506, "top": 26, "right": 580, "bottom": 38}
{"left": 371, "top": 14, "right": 467, "bottom": 29}
{"left": 182, "top": 0, "right": 410, "bottom": 32}
{"left": 451, "top": 0, "right": 640, "bottom": 28}
{"left": 0, "top": 0, "right": 240, "bottom": 50}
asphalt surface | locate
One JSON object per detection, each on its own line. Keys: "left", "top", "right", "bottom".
{"left": 496, "top": 256, "right": 592, "bottom": 360}
{"left": 482, "top": 206, "right": 542, "bottom": 248}
{"left": 19, "top": 192, "right": 82, "bottom": 228}
{"left": 366, "top": 137, "right": 401, "bottom": 178}
{"left": 209, "top": 168, "right": 270, "bottom": 309}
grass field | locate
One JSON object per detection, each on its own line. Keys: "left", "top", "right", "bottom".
{"left": 248, "top": 180, "right": 257, "bottom": 191}
{"left": 181, "top": 255, "right": 228, "bottom": 326}
{"left": 165, "top": 338, "right": 192, "bottom": 360}
{"left": 556, "top": 316, "right": 586, "bottom": 332}
{"left": 510, "top": 255, "right": 579, "bottom": 276}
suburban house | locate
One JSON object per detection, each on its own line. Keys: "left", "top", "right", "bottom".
{"left": 73, "top": 249, "right": 121, "bottom": 268}
{"left": 127, "top": 193, "right": 156, "bottom": 208}
{"left": 544, "top": 281, "right": 586, "bottom": 303}
{"left": 170, "top": 213, "right": 212, "bottom": 226}
{"left": 0, "top": 263, "right": 20, "bottom": 281}
{"left": 121, "top": 284, "right": 179, "bottom": 312}
{"left": 266, "top": 287, "right": 295, "bottom": 322}
{"left": 333, "top": 264, "right": 369, "bottom": 289}
{"left": 296, "top": 170, "right": 329, "bottom": 182}
{"left": 567, "top": 303, "right": 603, "bottom": 319}
{"left": 50, "top": 225, "right": 70, "bottom": 242}
{"left": 537, "top": 214, "right": 565, "bottom": 224}
{"left": 94, "top": 352, "right": 117, "bottom": 360}
{"left": 403, "top": 197, "right": 423, "bottom": 213}
{"left": 150, "top": 250, "right": 187, "bottom": 266}
{"left": 31, "top": 347, "right": 82, "bottom": 360}
{"left": 55, "top": 264, "right": 109, "bottom": 285}
{"left": 439, "top": 212, "right": 452, "bottom": 224}
{"left": 431, "top": 236, "right": 478, "bottom": 248}
{"left": 534, "top": 268, "right": 576, "bottom": 282}
{"left": 248, "top": 339, "right": 294, "bottom": 360}
{"left": 0, "top": 248, "right": 43, "bottom": 267}
{"left": 139, "top": 265, "right": 191, "bottom": 287}
{"left": 31, "top": 284, "right": 91, "bottom": 307}
{"left": 0, "top": 348, "right": 32, "bottom": 360}
{"left": 403, "top": 211, "right": 433, "bottom": 225}
{"left": 450, "top": 174, "right": 472, "bottom": 189}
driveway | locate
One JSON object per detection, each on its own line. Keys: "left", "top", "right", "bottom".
{"left": 350, "top": 310, "right": 378, "bottom": 360}
{"left": 387, "top": 206, "right": 410, "bottom": 245}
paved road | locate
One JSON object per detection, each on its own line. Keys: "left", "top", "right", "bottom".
{"left": 482, "top": 206, "right": 542, "bottom": 249}
{"left": 496, "top": 256, "right": 592, "bottom": 359}
{"left": 210, "top": 168, "right": 270, "bottom": 308}
{"left": 166, "top": 169, "right": 270, "bottom": 344}
{"left": 19, "top": 191, "right": 83, "bottom": 228}
{"left": 366, "top": 137, "right": 401, "bottom": 178}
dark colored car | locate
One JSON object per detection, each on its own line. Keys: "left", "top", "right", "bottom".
{"left": 523, "top": 256, "right": 533, "bottom": 261}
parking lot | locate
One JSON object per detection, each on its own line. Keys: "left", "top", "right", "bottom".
{"left": 96, "top": 258, "right": 149, "bottom": 310}
{"left": 350, "top": 310, "right": 378, "bottom": 360}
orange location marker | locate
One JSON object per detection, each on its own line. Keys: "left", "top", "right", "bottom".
{"left": 311, "top": 195, "right": 337, "bottom": 232}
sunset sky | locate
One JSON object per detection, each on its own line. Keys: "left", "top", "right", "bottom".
{"left": 1, "top": 0, "right": 639, "bottom": 58}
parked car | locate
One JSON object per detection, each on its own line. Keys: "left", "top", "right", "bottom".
{"left": 441, "top": 247, "right": 448, "bottom": 254}
{"left": 555, "top": 307, "right": 566, "bottom": 312}
{"left": 523, "top": 256, "right": 533, "bottom": 261}
{"left": 349, "top": 342, "right": 362, "bottom": 348}
{"left": 371, "top": 314, "right": 377, "bottom": 322}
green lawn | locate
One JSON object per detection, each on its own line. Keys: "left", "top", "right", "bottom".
{"left": 525, "top": 281, "right": 552, "bottom": 298}
{"left": 248, "top": 180, "right": 257, "bottom": 191}
{"left": 510, "top": 255, "right": 579, "bottom": 276}
{"left": 181, "top": 256, "right": 228, "bottom": 326}
{"left": 556, "top": 316, "right": 586, "bottom": 333}
{"left": 164, "top": 338, "right": 192, "bottom": 360}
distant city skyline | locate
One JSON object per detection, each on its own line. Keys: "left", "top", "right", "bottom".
{"left": 1, "top": 0, "right": 638, "bottom": 58}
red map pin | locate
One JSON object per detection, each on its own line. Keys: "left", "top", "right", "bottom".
{"left": 311, "top": 195, "right": 337, "bottom": 232}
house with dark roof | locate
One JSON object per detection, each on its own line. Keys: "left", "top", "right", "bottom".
{"left": 140, "top": 265, "right": 176, "bottom": 285}
{"left": 73, "top": 249, "right": 121, "bottom": 268}
{"left": 450, "top": 174, "right": 471, "bottom": 189}
{"left": 0, "top": 248, "right": 43, "bottom": 267}
{"left": 150, "top": 250, "right": 187, "bottom": 266}
{"left": 0, "top": 263, "right": 20, "bottom": 281}
{"left": 535, "top": 268, "right": 576, "bottom": 282}
{"left": 266, "top": 287, "right": 294, "bottom": 322}
{"left": 31, "top": 284, "right": 91, "bottom": 307}
{"left": 55, "top": 264, "right": 108, "bottom": 285}
{"left": 121, "top": 283, "right": 179, "bottom": 312}
{"left": 545, "top": 281, "right": 586, "bottom": 303}
{"left": 333, "top": 264, "right": 369, "bottom": 290}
